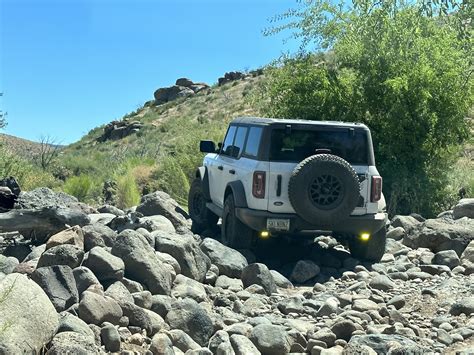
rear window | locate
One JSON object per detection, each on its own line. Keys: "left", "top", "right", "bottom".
{"left": 269, "top": 128, "right": 369, "bottom": 165}
{"left": 244, "top": 127, "right": 263, "bottom": 158}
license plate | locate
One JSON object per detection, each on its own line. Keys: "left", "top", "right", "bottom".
{"left": 267, "top": 218, "right": 290, "bottom": 231}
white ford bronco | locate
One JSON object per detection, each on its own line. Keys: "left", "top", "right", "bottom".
{"left": 189, "top": 117, "right": 388, "bottom": 261}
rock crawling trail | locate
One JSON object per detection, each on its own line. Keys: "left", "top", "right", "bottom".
{"left": 0, "top": 189, "right": 473, "bottom": 354}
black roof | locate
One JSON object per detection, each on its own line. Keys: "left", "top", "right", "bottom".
{"left": 231, "top": 116, "right": 369, "bottom": 130}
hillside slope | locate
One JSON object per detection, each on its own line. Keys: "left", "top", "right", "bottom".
{"left": 58, "top": 74, "right": 264, "bottom": 205}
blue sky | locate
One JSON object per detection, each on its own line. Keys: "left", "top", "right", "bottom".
{"left": 0, "top": 0, "right": 299, "bottom": 144}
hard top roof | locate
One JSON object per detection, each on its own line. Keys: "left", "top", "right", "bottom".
{"left": 231, "top": 116, "right": 369, "bottom": 130}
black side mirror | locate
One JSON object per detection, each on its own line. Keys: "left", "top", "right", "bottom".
{"left": 200, "top": 140, "right": 216, "bottom": 153}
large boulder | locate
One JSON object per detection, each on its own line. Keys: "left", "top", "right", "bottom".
{"left": 249, "top": 324, "right": 290, "bottom": 355}
{"left": 347, "top": 334, "right": 428, "bottom": 353}
{"left": 97, "top": 119, "right": 143, "bottom": 142}
{"left": 15, "top": 187, "right": 95, "bottom": 214}
{"left": 165, "top": 298, "right": 214, "bottom": 346}
{"left": 154, "top": 231, "right": 210, "bottom": 282}
{"left": 121, "top": 301, "right": 166, "bottom": 335}
{"left": 200, "top": 238, "right": 248, "bottom": 278}
{"left": 171, "top": 274, "right": 208, "bottom": 302}
{"left": 83, "top": 246, "right": 125, "bottom": 282}
{"left": 78, "top": 290, "right": 123, "bottom": 325}
{"left": 57, "top": 312, "right": 95, "bottom": 339}
{"left": 31, "top": 265, "right": 79, "bottom": 311}
{"left": 82, "top": 223, "right": 117, "bottom": 251}
{"left": 136, "top": 191, "right": 189, "bottom": 229}
{"left": 111, "top": 229, "right": 174, "bottom": 295}
{"left": 241, "top": 263, "right": 276, "bottom": 296}
{"left": 453, "top": 198, "right": 474, "bottom": 219}
{"left": 0, "top": 273, "right": 59, "bottom": 353}
{"left": 73, "top": 266, "right": 102, "bottom": 296}
{"left": 391, "top": 215, "right": 421, "bottom": 234}
{"left": 403, "top": 218, "right": 474, "bottom": 255}
{"left": 46, "top": 225, "right": 84, "bottom": 250}
{"left": 46, "top": 331, "right": 102, "bottom": 354}
{"left": 37, "top": 244, "right": 84, "bottom": 269}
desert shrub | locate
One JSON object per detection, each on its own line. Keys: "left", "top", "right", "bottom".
{"left": 115, "top": 169, "right": 141, "bottom": 209}
{"left": 63, "top": 174, "right": 95, "bottom": 202}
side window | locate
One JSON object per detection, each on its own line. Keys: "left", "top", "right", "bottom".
{"left": 243, "top": 127, "right": 263, "bottom": 158}
{"left": 221, "top": 126, "right": 236, "bottom": 156}
{"left": 231, "top": 127, "right": 248, "bottom": 158}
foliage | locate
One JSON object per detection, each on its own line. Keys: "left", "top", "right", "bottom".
{"left": 261, "top": 0, "right": 473, "bottom": 216}
{"left": 63, "top": 174, "right": 96, "bottom": 202}
{"left": 115, "top": 169, "right": 141, "bottom": 209}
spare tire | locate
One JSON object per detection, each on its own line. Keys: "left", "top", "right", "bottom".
{"left": 288, "top": 154, "right": 360, "bottom": 225}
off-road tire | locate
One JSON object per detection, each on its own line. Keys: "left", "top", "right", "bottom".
{"left": 188, "top": 178, "right": 219, "bottom": 233}
{"left": 288, "top": 154, "right": 360, "bottom": 225}
{"left": 349, "top": 226, "right": 387, "bottom": 262}
{"left": 221, "top": 194, "right": 256, "bottom": 249}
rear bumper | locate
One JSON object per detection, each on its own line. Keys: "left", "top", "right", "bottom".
{"left": 235, "top": 208, "right": 387, "bottom": 235}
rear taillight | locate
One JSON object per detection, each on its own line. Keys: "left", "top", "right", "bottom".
{"left": 252, "top": 171, "right": 266, "bottom": 199}
{"left": 371, "top": 176, "right": 382, "bottom": 202}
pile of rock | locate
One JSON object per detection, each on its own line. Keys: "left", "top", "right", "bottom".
{"left": 97, "top": 120, "right": 144, "bottom": 142}
{"left": 154, "top": 78, "right": 210, "bottom": 105}
{"left": 0, "top": 190, "right": 473, "bottom": 354}
{"left": 217, "top": 69, "right": 263, "bottom": 86}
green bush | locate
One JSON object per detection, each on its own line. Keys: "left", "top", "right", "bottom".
{"left": 261, "top": 0, "right": 473, "bottom": 216}
{"left": 63, "top": 175, "right": 95, "bottom": 202}
{"left": 115, "top": 170, "right": 141, "bottom": 209}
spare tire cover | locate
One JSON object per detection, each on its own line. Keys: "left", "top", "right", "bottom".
{"left": 288, "top": 154, "right": 360, "bottom": 225}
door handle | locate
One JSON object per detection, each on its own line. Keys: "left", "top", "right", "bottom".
{"left": 229, "top": 169, "right": 235, "bottom": 174}
{"left": 218, "top": 166, "right": 224, "bottom": 171}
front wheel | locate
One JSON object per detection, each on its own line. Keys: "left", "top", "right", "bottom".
{"left": 221, "top": 194, "right": 257, "bottom": 249}
{"left": 349, "top": 226, "right": 387, "bottom": 262}
{"left": 188, "top": 178, "right": 219, "bottom": 233}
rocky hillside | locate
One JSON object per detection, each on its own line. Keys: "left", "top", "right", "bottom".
{"left": 0, "top": 187, "right": 473, "bottom": 354}
{"left": 0, "top": 133, "right": 62, "bottom": 161}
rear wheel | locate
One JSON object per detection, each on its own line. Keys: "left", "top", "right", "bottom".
{"left": 221, "top": 194, "right": 257, "bottom": 249}
{"left": 188, "top": 178, "right": 218, "bottom": 233}
{"left": 349, "top": 226, "right": 387, "bottom": 262}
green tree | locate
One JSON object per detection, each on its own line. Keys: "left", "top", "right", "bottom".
{"left": 261, "top": 0, "right": 473, "bottom": 216}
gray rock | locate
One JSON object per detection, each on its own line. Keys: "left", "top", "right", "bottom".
{"left": 98, "top": 205, "right": 125, "bottom": 216}
{"left": 101, "top": 323, "right": 121, "bottom": 352}
{"left": 23, "top": 244, "right": 47, "bottom": 262}
{"left": 168, "top": 328, "right": 201, "bottom": 352}
{"left": 83, "top": 246, "right": 125, "bottom": 282}
{"left": 453, "top": 198, "right": 474, "bottom": 219}
{"left": 166, "top": 298, "right": 214, "bottom": 346}
{"left": 403, "top": 218, "right": 474, "bottom": 255}
{"left": 150, "top": 332, "right": 174, "bottom": 354}
{"left": 290, "top": 260, "right": 320, "bottom": 283}
{"left": 151, "top": 294, "right": 173, "bottom": 318}
{"left": 433, "top": 250, "right": 460, "bottom": 269}
{"left": 241, "top": 263, "right": 276, "bottom": 296}
{"left": 136, "top": 191, "right": 189, "bottom": 229}
{"left": 132, "top": 290, "right": 152, "bottom": 309}
{"left": 0, "top": 273, "right": 59, "bottom": 354}
{"left": 386, "top": 227, "right": 405, "bottom": 241}
{"left": 88, "top": 213, "right": 116, "bottom": 225}
{"left": 121, "top": 301, "right": 166, "bottom": 336}
{"left": 105, "top": 281, "right": 134, "bottom": 304}
{"left": 73, "top": 266, "right": 101, "bottom": 296}
{"left": 347, "top": 334, "right": 427, "bottom": 354}
{"left": 270, "top": 270, "right": 293, "bottom": 289}
{"left": 111, "top": 229, "right": 174, "bottom": 295}
{"left": 215, "top": 275, "right": 243, "bottom": 292}
{"left": 46, "top": 331, "right": 102, "bottom": 354}
{"left": 138, "top": 215, "right": 176, "bottom": 234}
{"left": 82, "top": 223, "right": 117, "bottom": 251}
{"left": 461, "top": 240, "right": 474, "bottom": 264}
{"left": 230, "top": 334, "right": 261, "bottom": 355}
{"left": 352, "top": 299, "right": 379, "bottom": 312}
{"left": 330, "top": 320, "right": 357, "bottom": 342}
{"left": 172, "top": 274, "right": 208, "bottom": 302}
{"left": 154, "top": 231, "right": 210, "bottom": 282}
{"left": 31, "top": 265, "right": 79, "bottom": 311}
{"left": 277, "top": 296, "right": 304, "bottom": 315}
{"left": 156, "top": 251, "right": 181, "bottom": 274}
{"left": 58, "top": 312, "right": 95, "bottom": 339}
{"left": 0, "top": 255, "right": 19, "bottom": 274}
{"left": 437, "top": 329, "right": 453, "bottom": 345}
{"left": 316, "top": 297, "right": 339, "bottom": 317}
{"left": 78, "top": 290, "right": 123, "bottom": 325}
{"left": 37, "top": 244, "right": 84, "bottom": 269}
{"left": 310, "top": 328, "right": 337, "bottom": 347}
{"left": 369, "top": 275, "right": 395, "bottom": 291}
{"left": 249, "top": 324, "right": 290, "bottom": 355}
{"left": 16, "top": 187, "right": 92, "bottom": 213}
{"left": 450, "top": 297, "right": 474, "bottom": 316}
{"left": 208, "top": 330, "right": 232, "bottom": 354}
{"left": 391, "top": 215, "right": 420, "bottom": 233}
{"left": 200, "top": 238, "right": 248, "bottom": 278}
{"left": 387, "top": 295, "right": 405, "bottom": 310}
{"left": 45, "top": 225, "right": 84, "bottom": 250}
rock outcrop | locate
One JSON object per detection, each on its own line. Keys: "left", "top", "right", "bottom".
{"left": 154, "top": 78, "right": 210, "bottom": 105}
{"left": 97, "top": 119, "right": 143, "bottom": 142}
